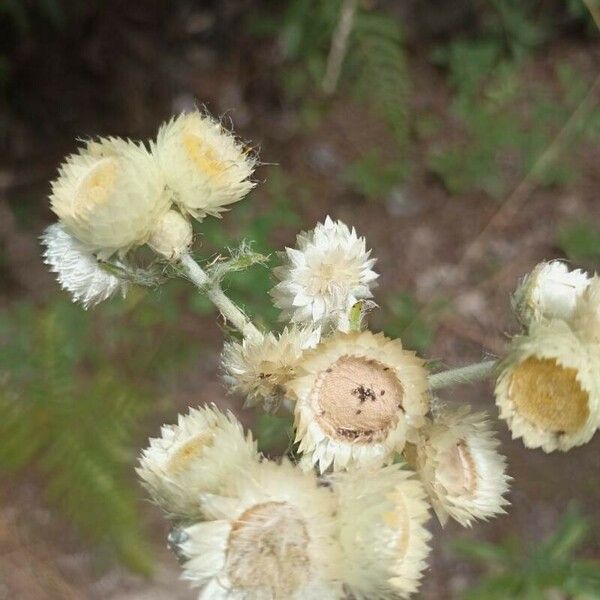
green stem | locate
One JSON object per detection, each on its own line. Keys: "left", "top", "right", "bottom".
{"left": 180, "top": 253, "right": 262, "bottom": 342}
{"left": 429, "top": 360, "right": 498, "bottom": 391}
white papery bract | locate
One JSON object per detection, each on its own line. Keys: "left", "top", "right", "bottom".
{"left": 328, "top": 465, "right": 431, "bottom": 599}
{"left": 50, "top": 137, "right": 170, "bottom": 258}
{"left": 512, "top": 261, "right": 590, "bottom": 328}
{"left": 222, "top": 326, "right": 320, "bottom": 411}
{"left": 289, "top": 330, "right": 429, "bottom": 473}
{"left": 137, "top": 405, "right": 259, "bottom": 519}
{"left": 495, "top": 319, "right": 600, "bottom": 452}
{"left": 153, "top": 110, "right": 256, "bottom": 220}
{"left": 409, "top": 405, "right": 510, "bottom": 527}
{"left": 179, "top": 459, "right": 343, "bottom": 600}
{"left": 41, "top": 223, "right": 127, "bottom": 308}
{"left": 271, "top": 217, "right": 378, "bottom": 329}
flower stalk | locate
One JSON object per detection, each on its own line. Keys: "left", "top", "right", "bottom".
{"left": 180, "top": 253, "right": 262, "bottom": 342}
{"left": 429, "top": 360, "right": 498, "bottom": 391}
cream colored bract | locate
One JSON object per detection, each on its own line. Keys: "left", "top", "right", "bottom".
{"left": 222, "top": 326, "right": 320, "bottom": 411}
{"left": 409, "top": 405, "right": 510, "bottom": 527}
{"left": 328, "top": 465, "right": 431, "bottom": 600}
{"left": 137, "top": 406, "right": 259, "bottom": 518}
{"left": 180, "top": 459, "right": 343, "bottom": 600}
{"left": 495, "top": 319, "right": 600, "bottom": 452}
{"left": 50, "top": 137, "right": 170, "bottom": 257}
{"left": 289, "top": 330, "right": 429, "bottom": 472}
{"left": 153, "top": 110, "right": 256, "bottom": 220}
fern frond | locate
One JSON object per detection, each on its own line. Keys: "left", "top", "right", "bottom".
{"left": 350, "top": 11, "right": 410, "bottom": 149}
{"left": 0, "top": 300, "right": 155, "bottom": 573}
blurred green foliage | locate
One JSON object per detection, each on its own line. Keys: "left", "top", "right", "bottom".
{"left": 343, "top": 149, "right": 406, "bottom": 202}
{"left": 428, "top": 49, "right": 600, "bottom": 197}
{"left": 456, "top": 506, "right": 600, "bottom": 599}
{"left": 255, "top": 413, "right": 295, "bottom": 456}
{"left": 378, "top": 292, "right": 450, "bottom": 354}
{"left": 0, "top": 294, "right": 196, "bottom": 573}
{"left": 248, "top": 1, "right": 410, "bottom": 151}
{"left": 557, "top": 222, "right": 600, "bottom": 266}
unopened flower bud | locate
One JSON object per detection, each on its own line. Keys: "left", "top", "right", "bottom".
{"left": 148, "top": 210, "right": 193, "bottom": 260}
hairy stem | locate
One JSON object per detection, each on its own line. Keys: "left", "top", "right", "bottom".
{"left": 180, "top": 253, "right": 262, "bottom": 341}
{"left": 429, "top": 360, "right": 498, "bottom": 391}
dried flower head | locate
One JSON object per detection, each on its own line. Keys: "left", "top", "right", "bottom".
{"left": 153, "top": 110, "right": 256, "bottom": 220}
{"left": 137, "top": 405, "right": 258, "bottom": 518}
{"left": 41, "top": 223, "right": 127, "bottom": 308}
{"left": 289, "top": 330, "right": 429, "bottom": 472}
{"left": 328, "top": 465, "right": 431, "bottom": 599}
{"left": 271, "top": 217, "right": 378, "bottom": 329}
{"left": 179, "top": 459, "right": 343, "bottom": 600}
{"left": 512, "top": 261, "right": 590, "bottom": 328}
{"left": 495, "top": 319, "right": 599, "bottom": 452}
{"left": 50, "top": 137, "right": 170, "bottom": 258}
{"left": 569, "top": 275, "right": 600, "bottom": 344}
{"left": 407, "top": 405, "right": 510, "bottom": 527}
{"left": 148, "top": 209, "right": 193, "bottom": 260}
{"left": 222, "top": 326, "right": 321, "bottom": 411}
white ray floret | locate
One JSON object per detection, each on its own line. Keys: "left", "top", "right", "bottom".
{"left": 137, "top": 405, "right": 259, "bottom": 519}
{"left": 222, "top": 326, "right": 320, "bottom": 411}
{"left": 495, "top": 319, "right": 600, "bottom": 452}
{"left": 41, "top": 223, "right": 127, "bottom": 308}
{"left": 512, "top": 260, "right": 590, "bottom": 328}
{"left": 178, "top": 459, "right": 343, "bottom": 600}
{"left": 153, "top": 110, "right": 256, "bottom": 220}
{"left": 50, "top": 137, "right": 170, "bottom": 258}
{"left": 408, "top": 405, "right": 510, "bottom": 527}
{"left": 288, "top": 330, "right": 429, "bottom": 472}
{"left": 328, "top": 465, "right": 431, "bottom": 599}
{"left": 271, "top": 217, "right": 378, "bottom": 329}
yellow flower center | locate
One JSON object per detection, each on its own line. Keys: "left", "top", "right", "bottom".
{"left": 183, "top": 131, "right": 226, "bottom": 180}
{"left": 75, "top": 157, "right": 119, "bottom": 213}
{"left": 167, "top": 432, "right": 215, "bottom": 474}
{"left": 226, "top": 501, "right": 309, "bottom": 597}
{"left": 312, "top": 355, "right": 404, "bottom": 443}
{"left": 436, "top": 440, "right": 477, "bottom": 496}
{"left": 509, "top": 357, "right": 589, "bottom": 434}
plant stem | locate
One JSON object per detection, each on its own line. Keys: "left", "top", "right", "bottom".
{"left": 322, "top": 0, "right": 358, "bottom": 95}
{"left": 429, "top": 360, "right": 498, "bottom": 391}
{"left": 180, "top": 253, "right": 262, "bottom": 342}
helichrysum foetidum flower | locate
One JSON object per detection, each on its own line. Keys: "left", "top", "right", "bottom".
{"left": 50, "top": 137, "right": 170, "bottom": 258}
{"left": 328, "top": 465, "right": 431, "bottom": 599}
{"left": 495, "top": 319, "right": 600, "bottom": 452}
{"left": 153, "top": 110, "right": 256, "bottom": 220}
{"left": 178, "top": 459, "right": 343, "bottom": 600}
{"left": 137, "top": 405, "right": 259, "bottom": 518}
{"left": 271, "top": 217, "right": 378, "bottom": 329}
{"left": 222, "top": 325, "right": 320, "bottom": 411}
{"left": 406, "top": 405, "right": 510, "bottom": 527}
{"left": 512, "top": 260, "right": 590, "bottom": 328}
{"left": 41, "top": 223, "right": 127, "bottom": 308}
{"left": 147, "top": 209, "right": 193, "bottom": 260}
{"left": 288, "top": 330, "right": 429, "bottom": 472}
